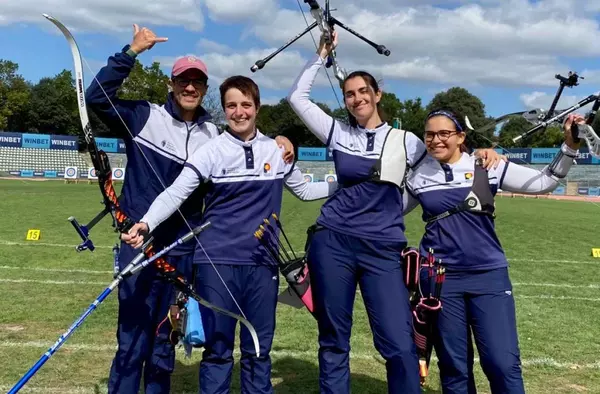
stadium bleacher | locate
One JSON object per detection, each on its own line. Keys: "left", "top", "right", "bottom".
{"left": 0, "top": 147, "right": 88, "bottom": 172}
{"left": 0, "top": 147, "right": 130, "bottom": 174}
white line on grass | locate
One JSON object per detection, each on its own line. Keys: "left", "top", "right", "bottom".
{"left": 0, "top": 240, "right": 598, "bottom": 266}
{"left": 0, "top": 240, "right": 113, "bottom": 249}
{"left": 0, "top": 265, "right": 111, "bottom": 275}
{"left": 509, "top": 258, "right": 598, "bottom": 265}
{"left": 3, "top": 278, "right": 600, "bottom": 301}
{"left": 516, "top": 295, "right": 600, "bottom": 302}
{"left": 0, "top": 386, "right": 99, "bottom": 394}
{"left": 1, "top": 341, "right": 599, "bottom": 370}
{"left": 512, "top": 282, "right": 600, "bottom": 289}
{"left": 0, "top": 278, "right": 107, "bottom": 286}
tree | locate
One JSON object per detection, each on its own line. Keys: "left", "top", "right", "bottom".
{"left": 378, "top": 92, "right": 402, "bottom": 124}
{"left": 498, "top": 116, "right": 566, "bottom": 148}
{"left": 497, "top": 117, "right": 530, "bottom": 148}
{"left": 0, "top": 60, "right": 30, "bottom": 130}
{"left": 426, "top": 87, "right": 492, "bottom": 148}
{"left": 332, "top": 107, "right": 348, "bottom": 124}
{"left": 202, "top": 86, "right": 225, "bottom": 127}
{"left": 398, "top": 98, "right": 427, "bottom": 138}
{"left": 256, "top": 99, "right": 325, "bottom": 147}
{"left": 25, "top": 70, "right": 80, "bottom": 135}
{"left": 117, "top": 60, "right": 169, "bottom": 104}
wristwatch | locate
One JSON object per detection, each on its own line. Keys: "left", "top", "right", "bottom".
{"left": 122, "top": 45, "right": 138, "bottom": 59}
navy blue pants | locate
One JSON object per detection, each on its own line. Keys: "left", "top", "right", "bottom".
{"left": 307, "top": 228, "right": 420, "bottom": 394}
{"left": 107, "top": 242, "right": 193, "bottom": 394}
{"left": 421, "top": 267, "right": 525, "bottom": 394}
{"left": 195, "top": 264, "right": 279, "bottom": 394}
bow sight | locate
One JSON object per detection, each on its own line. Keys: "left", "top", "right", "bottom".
{"left": 250, "top": 0, "right": 390, "bottom": 83}
{"left": 510, "top": 70, "right": 600, "bottom": 146}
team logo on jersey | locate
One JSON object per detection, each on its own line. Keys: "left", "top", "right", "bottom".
{"left": 263, "top": 162, "right": 272, "bottom": 176}
{"left": 465, "top": 172, "right": 473, "bottom": 180}
{"left": 221, "top": 167, "right": 239, "bottom": 175}
{"left": 160, "top": 139, "right": 175, "bottom": 152}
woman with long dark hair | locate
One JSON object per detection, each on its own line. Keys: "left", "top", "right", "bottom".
{"left": 286, "top": 31, "right": 502, "bottom": 393}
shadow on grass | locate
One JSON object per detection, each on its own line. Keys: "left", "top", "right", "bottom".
{"left": 93, "top": 355, "right": 441, "bottom": 393}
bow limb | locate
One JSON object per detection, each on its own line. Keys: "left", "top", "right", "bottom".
{"left": 43, "top": 14, "right": 261, "bottom": 358}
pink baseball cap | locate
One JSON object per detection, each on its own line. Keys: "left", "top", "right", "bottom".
{"left": 171, "top": 56, "right": 208, "bottom": 78}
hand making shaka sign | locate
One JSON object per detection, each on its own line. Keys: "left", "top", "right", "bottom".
{"left": 129, "top": 24, "right": 168, "bottom": 55}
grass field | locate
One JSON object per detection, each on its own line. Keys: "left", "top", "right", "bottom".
{"left": 0, "top": 179, "right": 599, "bottom": 393}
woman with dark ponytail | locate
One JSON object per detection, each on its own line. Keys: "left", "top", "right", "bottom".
{"left": 402, "top": 109, "right": 583, "bottom": 394}
{"left": 287, "top": 30, "right": 502, "bottom": 393}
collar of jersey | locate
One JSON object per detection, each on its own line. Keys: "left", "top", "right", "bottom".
{"left": 438, "top": 152, "right": 471, "bottom": 168}
{"left": 223, "top": 128, "right": 262, "bottom": 147}
{"left": 356, "top": 121, "right": 388, "bottom": 133}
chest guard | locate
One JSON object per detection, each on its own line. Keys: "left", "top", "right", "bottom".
{"left": 424, "top": 158, "right": 495, "bottom": 224}
{"left": 368, "top": 127, "right": 409, "bottom": 189}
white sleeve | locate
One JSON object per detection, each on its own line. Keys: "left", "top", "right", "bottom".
{"left": 140, "top": 145, "right": 213, "bottom": 231}
{"left": 284, "top": 165, "right": 338, "bottom": 200}
{"left": 405, "top": 132, "right": 428, "bottom": 169}
{"left": 140, "top": 166, "right": 202, "bottom": 231}
{"left": 494, "top": 144, "right": 576, "bottom": 194}
{"left": 286, "top": 55, "right": 337, "bottom": 146}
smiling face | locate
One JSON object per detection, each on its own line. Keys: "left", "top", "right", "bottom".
{"left": 169, "top": 69, "right": 208, "bottom": 115}
{"left": 343, "top": 75, "right": 382, "bottom": 127}
{"left": 424, "top": 115, "right": 466, "bottom": 163}
{"left": 223, "top": 88, "right": 258, "bottom": 140}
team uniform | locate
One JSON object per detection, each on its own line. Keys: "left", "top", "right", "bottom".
{"left": 140, "top": 129, "right": 337, "bottom": 394}
{"left": 86, "top": 45, "right": 219, "bottom": 394}
{"left": 287, "top": 55, "right": 428, "bottom": 394}
{"left": 404, "top": 144, "right": 577, "bottom": 394}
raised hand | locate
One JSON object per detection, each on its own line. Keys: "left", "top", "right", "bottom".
{"left": 129, "top": 24, "right": 168, "bottom": 55}
{"left": 563, "top": 113, "right": 585, "bottom": 150}
{"left": 317, "top": 29, "right": 338, "bottom": 59}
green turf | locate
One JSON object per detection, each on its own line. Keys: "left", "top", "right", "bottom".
{"left": 0, "top": 179, "right": 599, "bottom": 393}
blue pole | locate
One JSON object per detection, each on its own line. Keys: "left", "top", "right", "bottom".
{"left": 8, "top": 222, "right": 210, "bottom": 393}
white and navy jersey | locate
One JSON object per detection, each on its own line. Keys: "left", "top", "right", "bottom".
{"left": 404, "top": 150, "right": 572, "bottom": 271}
{"left": 287, "top": 55, "right": 427, "bottom": 242}
{"left": 141, "top": 130, "right": 337, "bottom": 265}
{"left": 86, "top": 46, "right": 219, "bottom": 253}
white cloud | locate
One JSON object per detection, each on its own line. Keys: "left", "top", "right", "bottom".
{"left": 246, "top": 0, "right": 600, "bottom": 87}
{"left": 0, "top": 0, "right": 205, "bottom": 33}
{"left": 155, "top": 49, "right": 319, "bottom": 91}
{"left": 260, "top": 96, "right": 283, "bottom": 105}
{"left": 197, "top": 38, "right": 231, "bottom": 54}
{"left": 3, "top": 0, "right": 600, "bottom": 97}
{"left": 204, "top": 0, "right": 278, "bottom": 23}
{"left": 519, "top": 91, "right": 594, "bottom": 115}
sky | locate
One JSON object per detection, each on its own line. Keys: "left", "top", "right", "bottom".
{"left": 2, "top": 0, "right": 600, "bottom": 119}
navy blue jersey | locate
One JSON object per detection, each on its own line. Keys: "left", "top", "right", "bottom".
{"left": 85, "top": 46, "right": 219, "bottom": 253}
{"left": 404, "top": 148, "right": 575, "bottom": 270}
{"left": 287, "top": 55, "right": 427, "bottom": 242}
{"left": 141, "top": 130, "right": 337, "bottom": 265}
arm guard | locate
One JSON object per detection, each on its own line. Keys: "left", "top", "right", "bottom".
{"left": 546, "top": 143, "right": 578, "bottom": 179}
